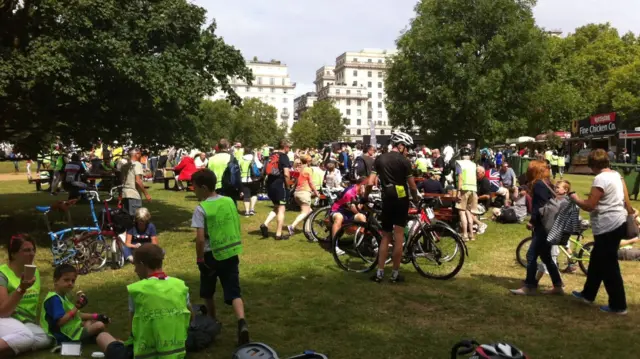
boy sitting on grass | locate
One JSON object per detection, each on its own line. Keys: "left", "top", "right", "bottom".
{"left": 191, "top": 169, "right": 250, "bottom": 346}
{"left": 41, "top": 264, "right": 111, "bottom": 345}
{"left": 96, "top": 244, "right": 191, "bottom": 359}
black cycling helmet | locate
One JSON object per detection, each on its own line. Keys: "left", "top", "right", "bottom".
{"left": 459, "top": 147, "right": 472, "bottom": 157}
{"left": 233, "top": 343, "right": 279, "bottom": 359}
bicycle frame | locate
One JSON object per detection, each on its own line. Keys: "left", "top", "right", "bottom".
{"left": 558, "top": 235, "right": 587, "bottom": 262}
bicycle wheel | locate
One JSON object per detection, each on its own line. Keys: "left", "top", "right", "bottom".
{"left": 577, "top": 241, "right": 593, "bottom": 275}
{"left": 516, "top": 237, "right": 532, "bottom": 268}
{"left": 110, "top": 237, "right": 125, "bottom": 269}
{"left": 410, "top": 222, "right": 465, "bottom": 280}
{"left": 332, "top": 221, "right": 381, "bottom": 273}
{"left": 308, "top": 206, "right": 331, "bottom": 242}
{"left": 81, "top": 235, "right": 108, "bottom": 272}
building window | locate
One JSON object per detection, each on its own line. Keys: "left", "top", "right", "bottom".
{"left": 381, "top": 130, "right": 385, "bottom": 135}
{"left": 368, "top": 111, "right": 372, "bottom": 119}
{"left": 357, "top": 90, "right": 362, "bottom": 95}
{"left": 353, "top": 58, "right": 358, "bottom": 62}
{"left": 368, "top": 92, "right": 372, "bottom": 99}
{"left": 378, "top": 82, "right": 382, "bottom": 88}
{"left": 368, "top": 71, "right": 372, "bottom": 77}
{"left": 378, "top": 102, "right": 382, "bottom": 108}
{"left": 377, "top": 120, "right": 382, "bottom": 126}
{"left": 357, "top": 100, "right": 362, "bottom": 106}
{"left": 271, "top": 97, "right": 276, "bottom": 103}
{"left": 271, "top": 88, "right": 275, "bottom": 93}
{"left": 378, "top": 111, "right": 382, "bottom": 118}
{"left": 378, "top": 59, "right": 383, "bottom": 63}
{"left": 259, "top": 87, "right": 263, "bottom": 92}
{"left": 357, "top": 119, "right": 361, "bottom": 126}
{"left": 353, "top": 70, "right": 357, "bottom": 76}
{"left": 336, "top": 89, "right": 341, "bottom": 95}
{"left": 378, "top": 92, "right": 382, "bottom": 99}
{"left": 357, "top": 109, "right": 362, "bottom": 116}
{"left": 346, "top": 129, "right": 351, "bottom": 135}
{"left": 357, "top": 129, "right": 361, "bottom": 135}
{"left": 346, "top": 90, "right": 351, "bottom": 95}
{"left": 344, "top": 118, "right": 351, "bottom": 125}
{"left": 326, "top": 71, "right": 330, "bottom": 75}
{"left": 283, "top": 90, "right": 287, "bottom": 94}
{"left": 270, "top": 78, "right": 275, "bottom": 85}
{"left": 378, "top": 72, "right": 383, "bottom": 77}
{"left": 283, "top": 98, "right": 288, "bottom": 103}
{"left": 282, "top": 78, "right": 286, "bottom": 85}
{"left": 367, "top": 82, "right": 372, "bottom": 88}
{"left": 352, "top": 81, "right": 357, "bottom": 86}
{"left": 283, "top": 108, "right": 289, "bottom": 114}
{"left": 346, "top": 109, "right": 351, "bottom": 115}
{"left": 246, "top": 86, "right": 250, "bottom": 92}
{"left": 347, "top": 99, "right": 351, "bottom": 105}
{"left": 368, "top": 59, "right": 372, "bottom": 63}
{"left": 368, "top": 102, "right": 372, "bottom": 108}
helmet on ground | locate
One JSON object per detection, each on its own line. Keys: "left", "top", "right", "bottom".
{"left": 473, "top": 343, "right": 528, "bottom": 359}
{"left": 232, "top": 343, "right": 279, "bottom": 359}
{"left": 460, "top": 147, "right": 472, "bottom": 157}
{"left": 390, "top": 131, "right": 414, "bottom": 147}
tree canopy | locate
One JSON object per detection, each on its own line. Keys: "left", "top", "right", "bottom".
{"left": 0, "top": 0, "right": 252, "bottom": 154}
{"left": 289, "top": 117, "right": 319, "bottom": 150}
{"left": 299, "top": 100, "right": 345, "bottom": 145}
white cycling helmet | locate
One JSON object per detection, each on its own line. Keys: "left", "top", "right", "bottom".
{"left": 474, "top": 343, "right": 528, "bottom": 359}
{"left": 390, "top": 131, "right": 414, "bottom": 147}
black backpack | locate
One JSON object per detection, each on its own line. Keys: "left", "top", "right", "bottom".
{"left": 186, "top": 304, "right": 220, "bottom": 352}
{"left": 348, "top": 156, "right": 368, "bottom": 182}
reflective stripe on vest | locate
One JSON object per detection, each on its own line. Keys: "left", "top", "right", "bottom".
{"left": 207, "top": 153, "right": 231, "bottom": 190}
{"left": 200, "top": 197, "right": 243, "bottom": 261}
{"left": 456, "top": 160, "right": 477, "bottom": 192}
{"left": 41, "top": 292, "right": 83, "bottom": 341}
{"left": 0, "top": 264, "right": 40, "bottom": 323}
{"left": 127, "top": 277, "right": 190, "bottom": 359}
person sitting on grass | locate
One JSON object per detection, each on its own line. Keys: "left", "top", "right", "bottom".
{"left": 41, "top": 264, "right": 111, "bottom": 346}
{"left": 123, "top": 208, "right": 158, "bottom": 264}
{"left": 329, "top": 177, "right": 368, "bottom": 253}
{"left": 191, "top": 169, "right": 250, "bottom": 346}
{"left": 96, "top": 244, "right": 192, "bottom": 359}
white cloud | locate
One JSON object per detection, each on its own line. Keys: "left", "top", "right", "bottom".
{"left": 194, "top": 0, "right": 640, "bottom": 97}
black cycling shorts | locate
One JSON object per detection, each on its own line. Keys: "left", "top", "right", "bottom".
{"left": 198, "top": 252, "right": 241, "bottom": 305}
{"left": 267, "top": 182, "right": 287, "bottom": 206}
{"left": 380, "top": 198, "right": 410, "bottom": 233}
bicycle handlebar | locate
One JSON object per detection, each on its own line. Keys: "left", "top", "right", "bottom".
{"left": 106, "top": 185, "right": 123, "bottom": 202}
{"left": 78, "top": 190, "right": 101, "bottom": 202}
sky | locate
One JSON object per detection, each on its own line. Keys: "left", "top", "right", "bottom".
{"left": 194, "top": 0, "right": 640, "bottom": 96}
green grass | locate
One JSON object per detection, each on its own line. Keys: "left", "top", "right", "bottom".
{"left": 0, "top": 160, "right": 23, "bottom": 174}
{"left": 1, "top": 175, "right": 639, "bottom": 359}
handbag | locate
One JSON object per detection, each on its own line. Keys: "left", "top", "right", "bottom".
{"left": 620, "top": 175, "right": 639, "bottom": 239}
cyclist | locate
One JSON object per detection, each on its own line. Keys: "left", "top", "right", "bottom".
{"left": 364, "top": 131, "right": 419, "bottom": 283}
{"left": 329, "top": 177, "right": 368, "bottom": 254}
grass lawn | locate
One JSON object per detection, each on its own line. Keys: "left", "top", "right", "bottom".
{"left": 1, "top": 174, "right": 639, "bottom": 359}
{"left": 0, "top": 160, "right": 23, "bottom": 174}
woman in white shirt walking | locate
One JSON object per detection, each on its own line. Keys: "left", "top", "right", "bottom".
{"left": 570, "top": 149, "right": 631, "bottom": 315}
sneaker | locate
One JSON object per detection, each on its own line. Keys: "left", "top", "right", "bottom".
{"left": 510, "top": 287, "right": 537, "bottom": 296}
{"left": 599, "top": 306, "right": 628, "bottom": 315}
{"left": 335, "top": 247, "right": 345, "bottom": 256}
{"left": 477, "top": 223, "right": 488, "bottom": 235}
{"left": 237, "top": 320, "right": 250, "bottom": 346}
{"left": 571, "top": 291, "right": 593, "bottom": 304}
{"left": 562, "top": 264, "right": 578, "bottom": 274}
{"left": 370, "top": 274, "right": 383, "bottom": 283}
{"left": 390, "top": 274, "right": 405, "bottom": 283}
{"left": 275, "top": 234, "right": 290, "bottom": 241}
{"left": 542, "top": 286, "right": 564, "bottom": 295}
{"left": 244, "top": 212, "right": 251, "bottom": 217}
{"left": 249, "top": 210, "right": 256, "bottom": 216}
{"left": 259, "top": 224, "right": 268, "bottom": 238}
{"left": 287, "top": 225, "right": 294, "bottom": 236}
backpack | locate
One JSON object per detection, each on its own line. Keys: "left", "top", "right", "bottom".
{"left": 348, "top": 156, "right": 368, "bottom": 182}
{"left": 186, "top": 304, "right": 220, "bottom": 352}
{"left": 497, "top": 208, "right": 519, "bottom": 224}
{"left": 265, "top": 152, "right": 282, "bottom": 177}
{"left": 250, "top": 159, "right": 262, "bottom": 181}
{"left": 222, "top": 155, "right": 242, "bottom": 192}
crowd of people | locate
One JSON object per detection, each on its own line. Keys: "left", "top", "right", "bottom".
{"left": 2, "top": 133, "right": 639, "bottom": 359}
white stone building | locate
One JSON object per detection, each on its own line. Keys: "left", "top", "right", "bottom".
{"left": 308, "top": 49, "right": 397, "bottom": 141}
{"left": 211, "top": 59, "right": 296, "bottom": 129}
{"left": 293, "top": 92, "right": 317, "bottom": 122}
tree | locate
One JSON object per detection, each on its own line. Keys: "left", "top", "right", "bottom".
{"left": 385, "top": 0, "right": 546, "bottom": 147}
{"left": 606, "top": 60, "right": 640, "bottom": 127}
{"left": 289, "top": 117, "right": 319, "bottom": 149}
{"left": 193, "top": 99, "right": 235, "bottom": 149}
{"left": 0, "top": 0, "right": 252, "bottom": 155}
{"left": 231, "top": 98, "right": 286, "bottom": 149}
{"left": 301, "top": 100, "right": 345, "bottom": 145}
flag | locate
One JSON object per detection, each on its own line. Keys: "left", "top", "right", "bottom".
{"left": 488, "top": 169, "right": 501, "bottom": 192}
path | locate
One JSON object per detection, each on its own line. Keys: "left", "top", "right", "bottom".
{"left": 0, "top": 173, "right": 28, "bottom": 181}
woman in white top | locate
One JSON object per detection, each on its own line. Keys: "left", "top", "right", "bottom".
{"left": 194, "top": 152, "right": 208, "bottom": 169}
{"left": 570, "top": 149, "right": 631, "bottom": 315}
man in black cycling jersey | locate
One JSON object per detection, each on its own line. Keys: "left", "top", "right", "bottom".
{"left": 364, "top": 132, "right": 419, "bottom": 283}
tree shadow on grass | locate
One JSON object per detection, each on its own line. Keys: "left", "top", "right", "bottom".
{"left": 0, "top": 192, "right": 195, "bottom": 246}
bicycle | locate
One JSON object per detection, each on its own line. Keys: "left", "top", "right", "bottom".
{"left": 37, "top": 189, "right": 124, "bottom": 273}
{"left": 303, "top": 187, "right": 341, "bottom": 243}
{"left": 331, "top": 197, "right": 468, "bottom": 280}
{"left": 515, "top": 220, "right": 593, "bottom": 275}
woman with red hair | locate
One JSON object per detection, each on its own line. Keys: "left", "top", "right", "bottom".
{"left": 511, "top": 160, "right": 564, "bottom": 295}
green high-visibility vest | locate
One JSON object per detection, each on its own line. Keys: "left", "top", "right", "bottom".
{"left": 207, "top": 153, "right": 231, "bottom": 190}
{"left": 557, "top": 156, "right": 565, "bottom": 167}
{"left": 416, "top": 158, "right": 429, "bottom": 173}
{"left": 261, "top": 147, "right": 270, "bottom": 158}
{"left": 544, "top": 151, "right": 553, "bottom": 162}
{"left": 200, "top": 198, "right": 243, "bottom": 261}
{"left": 550, "top": 155, "right": 559, "bottom": 166}
{"left": 239, "top": 157, "right": 252, "bottom": 181}
{"left": 311, "top": 167, "right": 325, "bottom": 189}
{"left": 41, "top": 292, "right": 83, "bottom": 341}
{"left": 234, "top": 148, "right": 244, "bottom": 161}
{"left": 0, "top": 264, "right": 40, "bottom": 323}
{"left": 127, "top": 277, "right": 190, "bottom": 359}
{"left": 456, "top": 160, "right": 477, "bottom": 192}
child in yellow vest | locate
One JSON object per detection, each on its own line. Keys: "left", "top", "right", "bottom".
{"left": 191, "top": 169, "right": 250, "bottom": 347}
{"left": 41, "top": 264, "right": 111, "bottom": 345}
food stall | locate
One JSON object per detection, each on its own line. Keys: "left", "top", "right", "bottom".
{"left": 568, "top": 112, "right": 618, "bottom": 174}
